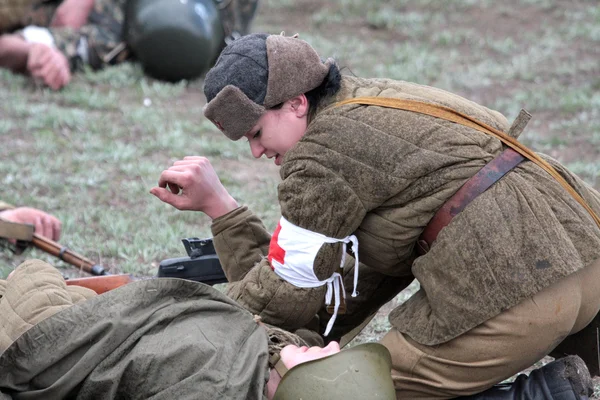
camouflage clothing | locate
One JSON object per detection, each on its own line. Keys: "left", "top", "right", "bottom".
{"left": 5, "top": 0, "right": 259, "bottom": 72}
{"left": 0, "top": 0, "right": 45, "bottom": 32}
{"left": 12, "top": 0, "right": 56, "bottom": 29}
{"left": 56, "top": 0, "right": 127, "bottom": 70}
{"left": 16, "top": 0, "right": 128, "bottom": 70}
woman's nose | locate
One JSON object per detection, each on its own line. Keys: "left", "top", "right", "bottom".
{"left": 249, "top": 140, "right": 264, "bottom": 159}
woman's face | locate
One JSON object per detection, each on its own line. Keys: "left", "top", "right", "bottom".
{"left": 279, "top": 341, "right": 341, "bottom": 370}
{"left": 244, "top": 95, "right": 309, "bottom": 166}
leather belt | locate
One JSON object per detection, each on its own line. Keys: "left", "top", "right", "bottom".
{"left": 417, "top": 148, "right": 525, "bottom": 255}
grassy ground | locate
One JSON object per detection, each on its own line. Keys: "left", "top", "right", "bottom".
{"left": 1, "top": 0, "right": 599, "bottom": 395}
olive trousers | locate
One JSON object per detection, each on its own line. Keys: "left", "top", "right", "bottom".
{"left": 380, "top": 257, "right": 600, "bottom": 399}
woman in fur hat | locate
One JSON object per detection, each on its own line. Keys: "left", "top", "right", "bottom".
{"left": 152, "top": 32, "right": 600, "bottom": 399}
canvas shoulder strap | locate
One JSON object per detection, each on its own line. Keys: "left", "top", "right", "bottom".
{"left": 334, "top": 97, "right": 600, "bottom": 229}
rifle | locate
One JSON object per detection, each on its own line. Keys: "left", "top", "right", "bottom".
{"left": 65, "top": 274, "right": 134, "bottom": 294}
{"left": 2, "top": 218, "right": 227, "bottom": 294}
{"left": 65, "top": 237, "right": 227, "bottom": 294}
{"left": 33, "top": 234, "right": 135, "bottom": 294}
{"left": 31, "top": 233, "right": 109, "bottom": 276}
{"left": 157, "top": 237, "right": 227, "bottom": 285}
{"left": 1, "top": 218, "right": 108, "bottom": 275}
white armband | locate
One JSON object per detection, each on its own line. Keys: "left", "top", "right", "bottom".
{"left": 268, "top": 216, "right": 360, "bottom": 336}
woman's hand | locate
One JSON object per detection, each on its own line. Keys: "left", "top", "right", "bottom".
{"left": 150, "top": 156, "right": 239, "bottom": 219}
{"left": 26, "top": 43, "right": 71, "bottom": 90}
{"left": 0, "top": 207, "right": 62, "bottom": 241}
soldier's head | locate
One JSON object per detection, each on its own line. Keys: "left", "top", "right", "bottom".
{"left": 202, "top": 33, "right": 342, "bottom": 165}
{"left": 125, "top": 0, "right": 225, "bottom": 82}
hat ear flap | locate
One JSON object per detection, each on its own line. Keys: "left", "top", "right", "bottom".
{"left": 203, "top": 85, "right": 266, "bottom": 140}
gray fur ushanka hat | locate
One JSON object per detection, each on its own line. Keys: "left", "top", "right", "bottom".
{"left": 203, "top": 33, "right": 331, "bottom": 140}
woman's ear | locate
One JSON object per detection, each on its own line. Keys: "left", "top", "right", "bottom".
{"left": 288, "top": 94, "right": 309, "bottom": 117}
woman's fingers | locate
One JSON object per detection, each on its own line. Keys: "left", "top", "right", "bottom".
{"left": 151, "top": 157, "right": 235, "bottom": 217}
{"left": 150, "top": 187, "right": 188, "bottom": 210}
{"left": 157, "top": 169, "right": 187, "bottom": 189}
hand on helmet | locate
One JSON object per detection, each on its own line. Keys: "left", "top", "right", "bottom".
{"left": 150, "top": 156, "right": 239, "bottom": 219}
{"left": 280, "top": 341, "right": 341, "bottom": 370}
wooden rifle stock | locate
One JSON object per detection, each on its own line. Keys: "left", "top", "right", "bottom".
{"left": 31, "top": 233, "right": 108, "bottom": 276}
{"left": 65, "top": 274, "right": 134, "bottom": 294}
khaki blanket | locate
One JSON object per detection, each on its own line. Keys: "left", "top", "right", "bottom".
{"left": 0, "top": 260, "right": 269, "bottom": 400}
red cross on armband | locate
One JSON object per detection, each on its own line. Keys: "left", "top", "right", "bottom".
{"left": 268, "top": 222, "right": 286, "bottom": 270}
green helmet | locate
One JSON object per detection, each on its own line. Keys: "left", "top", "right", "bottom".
{"left": 125, "top": 0, "right": 225, "bottom": 82}
{"left": 273, "top": 343, "right": 396, "bottom": 400}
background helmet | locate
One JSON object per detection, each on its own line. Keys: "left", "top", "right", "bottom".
{"left": 125, "top": 0, "right": 224, "bottom": 82}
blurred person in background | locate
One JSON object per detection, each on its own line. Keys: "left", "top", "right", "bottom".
{"left": 0, "top": 0, "right": 259, "bottom": 90}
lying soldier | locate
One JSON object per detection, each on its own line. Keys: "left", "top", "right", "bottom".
{"left": 0, "top": 259, "right": 397, "bottom": 399}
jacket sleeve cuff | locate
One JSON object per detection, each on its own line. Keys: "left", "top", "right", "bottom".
{"left": 211, "top": 205, "right": 253, "bottom": 236}
{"left": 210, "top": 206, "right": 272, "bottom": 282}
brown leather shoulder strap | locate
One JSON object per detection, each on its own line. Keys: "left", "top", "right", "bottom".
{"left": 416, "top": 148, "right": 524, "bottom": 255}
